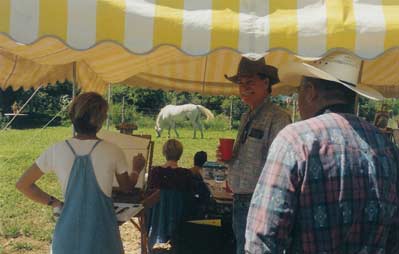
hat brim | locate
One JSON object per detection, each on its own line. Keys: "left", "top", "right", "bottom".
{"left": 224, "top": 72, "right": 280, "bottom": 85}
{"left": 224, "top": 74, "right": 240, "bottom": 84}
{"left": 279, "top": 62, "right": 384, "bottom": 101}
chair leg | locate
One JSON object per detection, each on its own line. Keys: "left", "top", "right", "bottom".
{"left": 129, "top": 216, "right": 148, "bottom": 254}
{"left": 130, "top": 218, "right": 141, "bottom": 231}
{"left": 140, "top": 216, "right": 149, "bottom": 254}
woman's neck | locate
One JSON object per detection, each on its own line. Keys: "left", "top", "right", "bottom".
{"left": 191, "top": 166, "right": 201, "bottom": 175}
{"left": 74, "top": 133, "right": 98, "bottom": 140}
{"left": 192, "top": 165, "right": 201, "bottom": 171}
{"left": 163, "top": 160, "right": 179, "bottom": 168}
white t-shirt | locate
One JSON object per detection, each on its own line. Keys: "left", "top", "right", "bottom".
{"left": 36, "top": 138, "right": 128, "bottom": 197}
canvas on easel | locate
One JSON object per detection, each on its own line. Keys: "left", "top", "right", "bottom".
{"left": 98, "top": 130, "right": 152, "bottom": 189}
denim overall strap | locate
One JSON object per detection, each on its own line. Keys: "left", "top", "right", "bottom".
{"left": 88, "top": 139, "right": 101, "bottom": 155}
{"left": 64, "top": 140, "right": 77, "bottom": 156}
{"left": 52, "top": 140, "right": 123, "bottom": 254}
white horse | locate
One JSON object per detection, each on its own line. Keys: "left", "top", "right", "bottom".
{"left": 155, "top": 104, "right": 214, "bottom": 139}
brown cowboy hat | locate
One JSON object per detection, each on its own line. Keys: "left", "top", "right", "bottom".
{"left": 224, "top": 56, "right": 279, "bottom": 85}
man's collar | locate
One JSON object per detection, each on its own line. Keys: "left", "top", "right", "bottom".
{"left": 249, "top": 97, "right": 271, "bottom": 117}
{"left": 314, "top": 103, "right": 354, "bottom": 116}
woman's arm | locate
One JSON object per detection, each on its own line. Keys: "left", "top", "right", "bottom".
{"left": 115, "top": 172, "right": 134, "bottom": 193}
{"left": 130, "top": 153, "right": 146, "bottom": 186}
{"left": 141, "top": 166, "right": 161, "bottom": 207}
{"left": 116, "top": 153, "right": 146, "bottom": 193}
{"left": 142, "top": 189, "right": 160, "bottom": 208}
{"left": 16, "top": 163, "right": 63, "bottom": 208}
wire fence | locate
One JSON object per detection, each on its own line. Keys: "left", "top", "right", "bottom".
{"left": 0, "top": 100, "right": 72, "bottom": 171}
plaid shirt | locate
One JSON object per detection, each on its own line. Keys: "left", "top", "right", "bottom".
{"left": 227, "top": 98, "right": 291, "bottom": 194}
{"left": 245, "top": 112, "right": 399, "bottom": 254}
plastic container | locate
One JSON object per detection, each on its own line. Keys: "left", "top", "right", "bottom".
{"left": 202, "top": 161, "right": 227, "bottom": 180}
{"left": 213, "top": 169, "right": 226, "bottom": 182}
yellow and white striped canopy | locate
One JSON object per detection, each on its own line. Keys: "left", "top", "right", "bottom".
{"left": 0, "top": 0, "right": 399, "bottom": 97}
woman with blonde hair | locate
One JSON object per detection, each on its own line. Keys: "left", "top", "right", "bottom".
{"left": 16, "top": 92, "right": 145, "bottom": 254}
{"left": 145, "top": 139, "right": 196, "bottom": 252}
{"left": 147, "top": 139, "right": 193, "bottom": 193}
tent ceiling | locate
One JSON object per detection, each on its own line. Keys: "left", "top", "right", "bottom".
{"left": 1, "top": 0, "right": 399, "bottom": 97}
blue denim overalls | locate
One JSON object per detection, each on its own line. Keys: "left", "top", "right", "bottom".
{"left": 52, "top": 140, "right": 124, "bottom": 254}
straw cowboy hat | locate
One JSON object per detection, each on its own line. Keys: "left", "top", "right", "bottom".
{"left": 224, "top": 56, "right": 279, "bottom": 85}
{"left": 279, "top": 52, "right": 384, "bottom": 101}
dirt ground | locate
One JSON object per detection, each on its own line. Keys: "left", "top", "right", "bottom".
{"left": 0, "top": 221, "right": 142, "bottom": 254}
{"left": 120, "top": 219, "right": 143, "bottom": 254}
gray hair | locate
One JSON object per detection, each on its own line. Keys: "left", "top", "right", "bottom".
{"left": 303, "top": 76, "right": 356, "bottom": 111}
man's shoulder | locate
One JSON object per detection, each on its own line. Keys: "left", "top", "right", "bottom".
{"left": 283, "top": 115, "right": 329, "bottom": 133}
{"left": 276, "top": 118, "right": 318, "bottom": 141}
{"left": 259, "top": 102, "right": 291, "bottom": 119}
{"left": 273, "top": 105, "right": 291, "bottom": 119}
{"left": 276, "top": 121, "right": 303, "bottom": 137}
{"left": 279, "top": 113, "right": 367, "bottom": 141}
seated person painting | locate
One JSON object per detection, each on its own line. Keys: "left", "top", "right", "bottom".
{"left": 145, "top": 140, "right": 210, "bottom": 253}
{"left": 145, "top": 139, "right": 195, "bottom": 252}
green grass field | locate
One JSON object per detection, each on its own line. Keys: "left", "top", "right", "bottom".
{"left": 0, "top": 126, "right": 236, "bottom": 254}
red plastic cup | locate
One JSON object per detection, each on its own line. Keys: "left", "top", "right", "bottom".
{"left": 219, "top": 138, "right": 235, "bottom": 161}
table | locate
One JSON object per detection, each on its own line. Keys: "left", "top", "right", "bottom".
{"left": 112, "top": 189, "right": 149, "bottom": 254}
{"left": 205, "top": 180, "right": 233, "bottom": 204}
{"left": 201, "top": 180, "right": 236, "bottom": 253}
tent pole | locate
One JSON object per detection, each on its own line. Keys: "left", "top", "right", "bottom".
{"left": 72, "top": 83, "right": 76, "bottom": 99}
{"left": 229, "top": 97, "right": 233, "bottom": 130}
{"left": 106, "top": 83, "right": 112, "bottom": 130}
{"left": 201, "top": 56, "right": 208, "bottom": 103}
{"left": 72, "top": 62, "right": 77, "bottom": 100}
{"left": 71, "top": 82, "right": 76, "bottom": 136}
{"left": 355, "top": 60, "right": 364, "bottom": 116}
{"left": 292, "top": 97, "right": 296, "bottom": 122}
{"left": 72, "top": 62, "right": 77, "bottom": 136}
{"left": 121, "top": 96, "right": 125, "bottom": 123}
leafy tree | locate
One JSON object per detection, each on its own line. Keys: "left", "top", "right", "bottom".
{"left": 111, "top": 86, "right": 167, "bottom": 115}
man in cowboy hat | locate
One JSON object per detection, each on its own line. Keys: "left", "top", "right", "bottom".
{"left": 216, "top": 55, "right": 291, "bottom": 254}
{"left": 245, "top": 52, "right": 399, "bottom": 254}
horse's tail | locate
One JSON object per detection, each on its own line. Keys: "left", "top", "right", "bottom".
{"left": 197, "top": 105, "right": 214, "bottom": 120}
{"left": 155, "top": 109, "right": 163, "bottom": 129}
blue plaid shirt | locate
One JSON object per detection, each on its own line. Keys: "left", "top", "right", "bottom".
{"left": 245, "top": 112, "right": 399, "bottom": 254}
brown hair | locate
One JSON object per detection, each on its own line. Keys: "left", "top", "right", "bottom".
{"left": 257, "top": 73, "right": 272, "bottom": 93}
{"left": 68, "top": 92, "right": 108, "bottom": 135}
{"left": 162, "top": 139, "right": 183, "bottom": 161}
{"left": 194, "top": 151, "right": 207, "bottom": 167}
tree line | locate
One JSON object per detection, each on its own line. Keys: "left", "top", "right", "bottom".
{"left": 1, "top": 82, "right": 398, "bottom": 129}
{"left": 0, "top": 82, "right": 247, "bottom": 129}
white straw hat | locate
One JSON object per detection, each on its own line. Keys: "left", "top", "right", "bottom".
{"left": 279, "top": 52, "right": 384, "bottom": 101}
